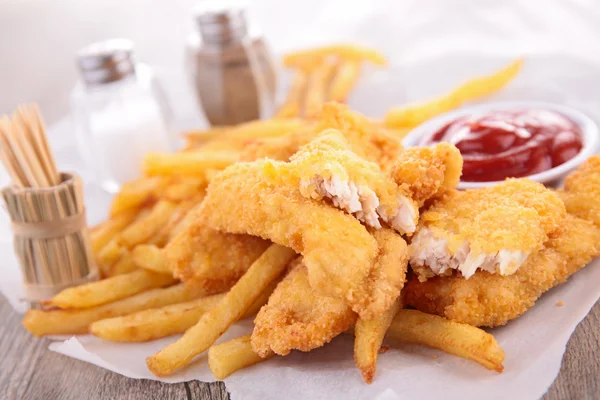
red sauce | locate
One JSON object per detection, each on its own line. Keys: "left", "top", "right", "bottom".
{"left": 421, "top": 109, "right": 584, "bottom": 182}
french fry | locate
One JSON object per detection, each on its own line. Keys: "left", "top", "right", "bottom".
{"left": 144, "top": 151, "right": 238, "bottom": 177}
{"left": 90, "top": 279, "right": 277, "bottom": 343}
{"left": 91, "top": 211, "right": 138, "bottom": 254}
{"left": 305, "top": 61, "right": 338, "bottom": 118}
{"left": 132, "top": 244, "right": 170, "bottom": 274}
{"left": 90, "top": 293, "right": 225, "bottom": 342}
{"left": 96, "top": 240, "right": 125, "bottom": 277}
{"left": 109, "top": 177, "right": 166, "bottom": 217}
{"left": 354, "top": 297, "right": 402, "bottom": 383}
{"left": 275, "top": 72, "right": 308, "bottom": 119}
{"left": 118, "top": 200, "right": 177, "bottom": 249}
{"left": 46, "top": 269, "right": 176, "bottom": 309}
{"left": 163, "top": 178, "right": 206, "bottom": 202}
{"left": 183, "top": 126, "right": 231, "bottom": 148}
{"left": 328, "top": 61, "right": 361, "bottom": 102}
{"left": 283, "top": 44, "right": 387, "bottom": 68}
{"left": 208, "top": 335, "right": 274, "bottom": 379}
{"left": 146, "top": 244, "right": 296, "bottom": 376}
{"left": 384, "top": 59, "right": 523, "bottom": 128}
{"left": 227, "top": 119, "right": 305, "bottom": 141}
{"left": 387, "top": 309, "right": 505, "bottom": 372}
{"left": 22, "top": 283, "right": 205, "bottom": 337}
{"left": 110, "top": 252, "right": 138, "bottom": 276}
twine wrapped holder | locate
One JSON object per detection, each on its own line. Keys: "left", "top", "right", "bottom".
{"left": 1, "top": 173, "right": 98, "bottom": 308}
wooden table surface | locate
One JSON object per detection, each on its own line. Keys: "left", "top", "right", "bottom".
{"left": 1, "top": 295, "right": 598, "bottom": 400}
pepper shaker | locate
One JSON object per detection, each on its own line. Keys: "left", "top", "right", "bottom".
{"left": 186, "top": 1, "right": 277, "bottom": 126}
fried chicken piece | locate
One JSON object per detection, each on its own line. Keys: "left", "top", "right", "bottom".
{"left": 164, "top": 218, "right": 271, "bottom": 293}
{"left": 559, "top": 155, "right": 600, "bottom": 227}
{"left": 314, "top": 102, "right": 404, "bottom": 172}
{"left": 404, "top": 213, "right": 600, "bottom": 327}
{"left": 254, "top": 128, "right": 462, "bottom": 235}
{"left": 198, "top": 160, "right": 381, "bottom": 318}
{"left": 391, "top": 143, "right": 463, "bottom": 205}
{"left": 410, "top": 179, "right": 566, "bottom": 280}
{"left": 355, "top": 228, "right": 408, "bottom": 320}
{"left": 252, "top": 260, "right": 357, "bottom": 356}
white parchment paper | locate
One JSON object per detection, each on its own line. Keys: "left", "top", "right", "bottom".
{"left": 2, "top": 1, "right": 600, "bottom": 398}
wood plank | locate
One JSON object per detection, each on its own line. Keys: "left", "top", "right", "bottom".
{"left": 0, "top": 295, "right": 597, "bottom": 399}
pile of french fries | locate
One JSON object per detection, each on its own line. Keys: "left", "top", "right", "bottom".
{"left": 21, "top": 45, "right": 525, "bottom": 383}
{"left": 276, "top": 44, "right": 387, "bottom": 119}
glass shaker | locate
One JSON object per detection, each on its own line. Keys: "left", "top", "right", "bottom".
{"left": 70, "top": 39, "right": 172, "bottom": 193}
{"left": 186, "top": 1, "right": 277, "bottom": 126}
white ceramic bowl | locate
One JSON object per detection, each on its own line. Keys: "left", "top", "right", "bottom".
{"left": 401, "top": 101, "right": 600, "bottom": 189}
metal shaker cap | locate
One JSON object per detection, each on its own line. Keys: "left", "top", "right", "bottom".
{"left": 77, "top": 39, "right": 136, "bottom": 86}
{"left": 194, "top": 1, "right": 249, "bottom": 44}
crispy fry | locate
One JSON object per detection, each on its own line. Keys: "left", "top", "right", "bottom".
{"left": 384, "top": 59, "right": 523, "bottom": 128}
{"left": 275, "top": 72, "right": 308, "bottom": 119}
{"left": 90, "top": 279, "right": 277, "bottom": 343}
{"left": 132, "top": 244, "right": 170, "bottom": 274}
{"left": 163, "top": 178, "right": 206, "bottom": 202}
{"left": 209, "top": 335, "right": 274, "bottom": 379}
{"left": 109, "top": 177, "right": 165, "bottom": 217}
{"left": 148, "top": 198, "right": 203, "bottom": 247}
{"left": 90, "top": 294, "right": 225, "bottom": 342}
{"left": 46, "top": 269, "right": 175, "bottom": 309}
{"left": 144, "top": 151, "right": 238, "bottom": 177}
{"left": 183, "top": 127, "right": 231, "bottom": 148}
{"left": 328, "top": 61, "right": 361, "bottom": 102}
{"left": 387, "top": 309, "right": 505, "bottom": 372}
{"left": 22, "top": 284, "right": 205, "bottom": 337}
{"left": 283, "top": 44, "right": 387, "bottom": 68}
{"left": 118, "top": 200, "right": 177, "bottom": 249}
{"left": 305, "top": 61, "right": 338, "bottom": 118}
{"left": 146, "top": 244, "right": 296, "bottom": 376}
{"left": 354, "top": 297, "right": 402, "bottom": 384}
{"left": 110, "top": 252, "right": 139, "bottom": 276}
{"left": 91, "top": 211, "right": 138, "bottom": 254}
{"left": 96, "top": 240, "right": 125, "bottom": 277}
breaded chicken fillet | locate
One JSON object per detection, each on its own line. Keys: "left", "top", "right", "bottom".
{"left": 198, "top": 160, "right": 381, "bottom": 318}
{"left": 409, "top": 179, "right": 566, "bottom": 280}
{"left": 164, "top": 220, "right": 271, "bottom": 293}
{"left": 404, "top": 159, "right": 600, "bottom": 327}
{"left": 198, "top": 160, "right": 410, "bottom": 319}
{"left": 404, "top": 213, "right": 600, "bottom": 327}
{"left": 252, "top": 259, "right": 357, "bottom": 356}
{"left": 559, "top": 155, "right": 600, "bottom": 227}
{"left": 256, "top": 129, "right": 462, "bottom": 235}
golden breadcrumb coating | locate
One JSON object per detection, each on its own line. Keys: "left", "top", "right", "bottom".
{"left": 353, "top": 228, "right": 408, "bottom": 320}
{"left": 197, "top": 160, "right": 381, "bottom": 318}
{"left": 404, "top": 213, "right": 600, "bottom": 327}
{"left": 417, "top": 179, "right": 565, "bottom": 256}
{"left": 314, "top": 102, "right": 404, "bottom": 171}
{"left": 164, "top": 219, "right": 270, "bottom": 293}
{"left": 252, "top": 260, "right": 357, "bottom": 356}
{"left": 559, "top": 155, "right": 600, "bottom": 228}
{"left": 391, "top": 142, "right": 463, "bottom": 206}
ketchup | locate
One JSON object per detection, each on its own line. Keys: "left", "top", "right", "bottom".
{"left": 421, "top": 109, "right": 584, "bottom": 182}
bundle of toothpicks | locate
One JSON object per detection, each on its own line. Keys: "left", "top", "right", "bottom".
{"left": 0, "top": 104, "right": 97, "bottom": 308}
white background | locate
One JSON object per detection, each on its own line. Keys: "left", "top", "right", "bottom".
{"left": 1, "top": 0, "right": 600, "bottom": 126}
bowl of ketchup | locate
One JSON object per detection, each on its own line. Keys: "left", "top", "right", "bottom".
{"left": 403, "top": 101, "right": 599, "bottom": 189}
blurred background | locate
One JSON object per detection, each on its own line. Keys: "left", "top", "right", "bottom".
{"left": 1, "top": 0, "right": 599, "bottom": 126}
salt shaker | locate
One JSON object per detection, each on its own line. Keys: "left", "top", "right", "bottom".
{"left": 186, "top": 1, "right": 277, "bottom": 126}
{"left": 70, "top": 39, "right": 172, "bottom": 193}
